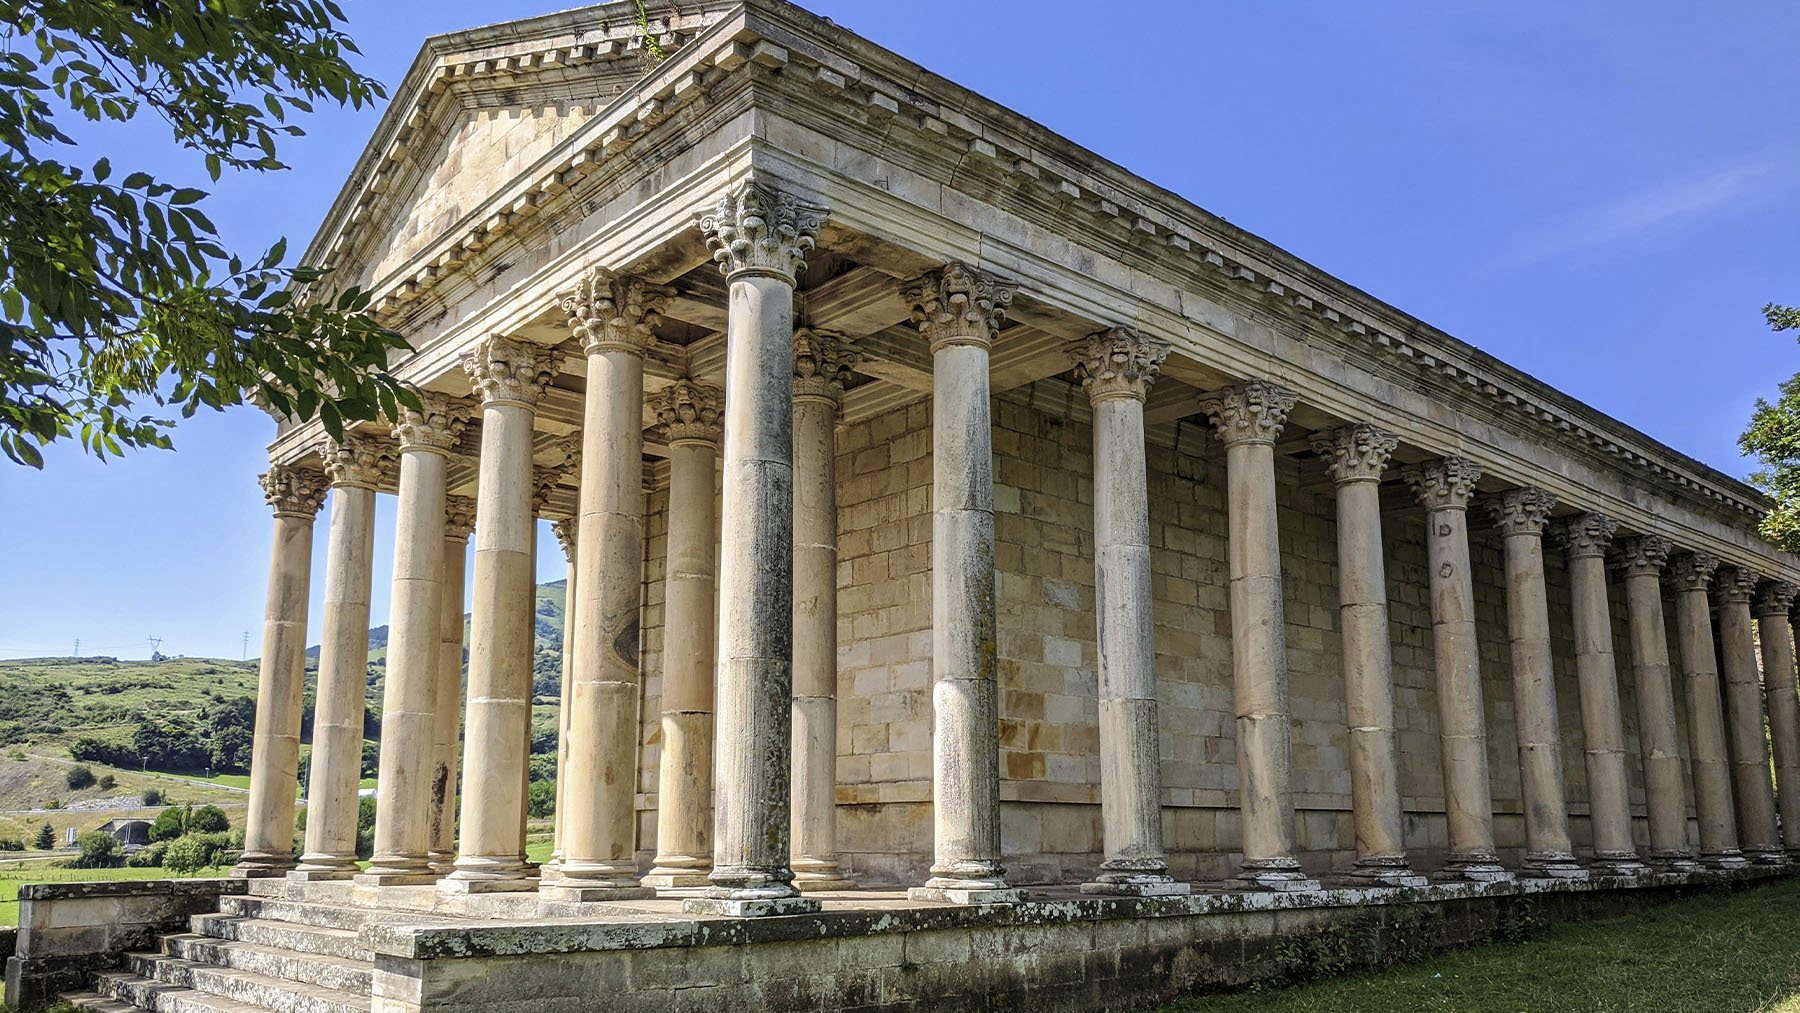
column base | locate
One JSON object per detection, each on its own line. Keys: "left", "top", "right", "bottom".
{"left": 683, "top": 894, "right": 822, "bottom": 917}
{"left": 1651, "top": 854, "right": 1704, "bottom": 873}
{"left": 1588, "top": 855, "right": 1649, "bottom": 877}
{"left": 1701, "top": 851, "right": 1751, "bottom": 870}
{"left": 1437, "top": 856, "right": 1514, "bottom": 883}
{"left": 907, "top": 885, "right": 1027, "bottom": 905}
{"left": 642, "top": 869, "right": 713, "bottom": 889}
{"left": 540, "top": 883, "right": 657, "bottom": 903}
{"left": 351, "top": 871, "right": 440, "bottom": 887}
{"left": 1080, "top": 876, "right": 1191, "bottom": 897}
{"left": 1744, "top": 848, "right": 1789, "bottom": 866}
{"left": 286, "top": 867, "right": 357, "bottom": 883}
{"left": 230, "top": 854, "right": 296, "bottom": 879}
{"left": 437, "top": 876, "right": 539, "bottom": 895}
{"left": 1237, "top": 871, "right": 1321, "bottom": 893}
{"left": 1520, "top": 853, "right": 1589, "bottom": 880}
{"left": 1348, "top": 868, "right": 1430, "bottom": 889}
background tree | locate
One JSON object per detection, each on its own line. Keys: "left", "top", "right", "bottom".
{"left": 33, "top": 822, "right": 55, "bottom": 849}
{"left": 1740, "top": 302, "right": 1800, "bottom": 552}
{"left": 0, "top": 0, "right": 414, "bottom": 467}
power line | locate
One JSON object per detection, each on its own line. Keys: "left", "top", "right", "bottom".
{"left": 72, "top": 637, "right": 79, "bottom": 658}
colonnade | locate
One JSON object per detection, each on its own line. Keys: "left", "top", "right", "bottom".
{"left": 234, "top": 178, "right": 1800, "bottom": 913}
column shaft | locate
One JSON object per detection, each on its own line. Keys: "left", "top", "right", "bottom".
{"left": 790, "top": 333, "right": 855, "bottom": 891}
{"left": 444, "top": 337, "right": 558, "bottom": 891}
{"left": 645, "top": 398, "right": 720, "bottom": 888}
{"left": 1406, "top": 459, "right": 1508, "bottom": 881}
{"left": 295, "top": 438, "right": 385, "bottom": 880}
{"left": 1670, "top": 553, "right": 1743, "bottom": 866}
{"left": 428, "top": 501, "right": 473, "bottom": 873}
{"left": 1313, "top": 425, "right": 1419, "bottom": 885}
{"left": 1756, "top": 582, "right": 1800, "bottom": 856}
{"left": 548, "top": 521, "right": 576, "bottom": 875}
{"left": 235, "top": 466, "right": 325, "bottom": 876}
{"left": 1717, "top": 568, "right": 1782, "bottom": 861}
{"left": 1617, "top": 537, "right": 1695, "bottom": 867}
{"left": 1557, "top": 514, "right": 1642, "bottom": 874}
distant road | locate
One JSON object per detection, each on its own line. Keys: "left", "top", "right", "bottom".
{"left": 26, "top": 753, "right": 250, "bottom": 794}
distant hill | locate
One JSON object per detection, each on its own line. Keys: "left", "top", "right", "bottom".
{"left": 305, "top": 579, "right": 567, "bottom": 660}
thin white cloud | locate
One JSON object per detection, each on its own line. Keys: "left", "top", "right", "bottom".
{"left": 1496, "top": 159, "right": 1780, "bottom": 270}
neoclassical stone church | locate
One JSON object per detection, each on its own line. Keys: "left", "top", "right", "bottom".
{"left": 16, "top": 1, "right": 1800, "bottom": 1011}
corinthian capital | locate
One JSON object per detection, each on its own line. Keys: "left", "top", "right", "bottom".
{"left": 390, "top": 392, "right": 470, "bottom": 454}
{"left": 444, "top": 495, "right": 477, "bottom": 541}
{"left": 699, "top": 178, "right": 826, "bottom": 282}
{"left": 532, "top": 437, "right": 581, "bottom": 517}
{"left": 551, "top": 518, "right": 578, "bottom": 562}
{"left": 1485, "top": 487, "right": 1556, "bottom": 537}
{"left": 1196, "top": 380, "right": 1296, "bottom": 448}
{"left": 792, "top": 328, "right": 859, "bottom": 405}
{"left": 1754, "top": 580, "right": 1798, "bottom": 618}
{"left": 462, "top": 336, "right": 562, "bottom": 409}
{"left": 1068, "top": 326, "right": 1169, "bottom": 404}
{"left": 1713, "top": 565, "right": 1758, "bottom": 605}
{"left": 562, "top": 268, "right": 673, "bottom": 356}
{"left": 651, "top": 378, "right": 724, "bottom": 444}
{"left": 260, "top": 463, "right": 327, "bottom": 519}
{"left": 1310, "top": 424, "right": 1397, "bottom": 484}
{"left": 1612, "top": 534, "right": 1672, "bottom": 576}
{"left": 1551, "top": 512, "right": 1618, "bottom": 559}
{"left": 902, "top": 261, "right": 1016, "bottom": 353}
{"left": 319, "top": 434, "right": 394, "bottom": 490}
{"left": 1403, "top": 456, "right": 1482, "bottom": 511}
{"left": 1667, "top": 550, "right": 1720, "bottom": 593}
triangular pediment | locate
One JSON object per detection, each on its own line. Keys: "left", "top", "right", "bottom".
{"left": 305, "top": 1, "right": 745, "bottom": 291}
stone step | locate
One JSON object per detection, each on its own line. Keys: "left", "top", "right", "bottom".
{"left": 164, "top": 933, "right": 373, "bottom": 996}
{"left": 123, "top": 953, "right": 370, "bottom": 1013}
{"left": 191, "top": 915, "right": 371, "bottom": 963}
{"left": 216, "top": 896, "right": 373, "bottom": 934}
{"left": 56, "top": 991, "right": 139, "bottom": 1013}
{"left": 88, "top": 969, "right": 284, "bottom": 1013}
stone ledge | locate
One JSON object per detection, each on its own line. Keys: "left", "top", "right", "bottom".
{"left": 15, "top": 878, "right": 246, "bottom": 903}
{"left": 363, "top": 865, "right": 1788, "bottom": 961}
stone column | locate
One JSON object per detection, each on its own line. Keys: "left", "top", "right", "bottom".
{"left": 1197, "top": 380, "right": 1318, "bottom": 892}
{"left": 234, "top": 465, "right": 326, "bottom": 877}
{"left": 644, "top": 379, "right": 723, "bottom": 889}
{"left": 1756, "top": 581, "right": 1800, "bottom": 856}
{"left": 1311, "top": 424, "right": 1424, "bottom": 887}
{"left": 362, "top": 396, "right": 468, "bottom": 885}
{"left": 1668, "top": 551, "right": 1745, "bottom": 867}
{"left": 524, "top": 449, "right": 577, "bottom": 863}
{"left": 546, "top": 268, "right": 667, "bottom": 903}
{"left": 442, "top": 336, "right": 561, "bottom": 893}
{"left": 1614, "top": 535, "right": 1698, "bottom": 870}
{"left": 1717, "top": 566, "right": 1784, "bottom": 863}
{"left": 546, "top": 518, "right": 576, "bottom": 878}
{"left": 1485, "top": 488, "right": 1582, "bottom": 879}
{"left": 1554, "top": 513, "right": 1645, "bottom": 876}
{"left": 1071, "top": 326, "right": 1186, "bottom": 897}
{"left": 1402, "top": 458, "right": 1510, "bottom": 882}
{"left": 428, "top": 496, "right": 475, "bottom": 874}
{"left": 902, "top": 262, "right": 1022, "bottom": 907}
{"left": 685, "top": 179, "right": 825, "bottom": 917}
{"left": 293, "top": 435, "right": 391, "bottom": 880}
{"left": 790, "top": 329, "right": 859, "bottom": 892}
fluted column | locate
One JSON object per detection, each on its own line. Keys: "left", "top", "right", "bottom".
{"left": 547, "top": 270, "right": 666, "bottom": 902}
{"left": 1554, "top": 513, "right": 1644, "bottom": 875}
{"left": 1615, "top": 535, "right": 1697, "bottom": 869}
{"left": 545, "top": 518, "right": 576, "bottom": 878}
{"left": 1312, "top": 425, "right": 1423, "bottom": 886}
{"left": 1756, "top": 581, "right": 1800, "bottom": 856}
{"left": 427, "top": 497, "right": 474, "bottom": 874}
{"left": 362, "top": 396, "right": 468, "bottom": 885}
{"left": 685, "top": 179, "right": 825, "bottom": 917}
{"left": 1717, "top": 566, "right": 1783, "bottom": 863}
{"left": 442, "top": 336, "right": 561, "bottom": 892}
{"left": 1072, "top": 327, "right": 1186, "bottom": 897}
{"left": 645, "top": 380, "right": 723, "bottom": 889}
{"left": 901, "top": 262, "right": 1021, "bottom": 907}
{"left": 293, "top": 435, "right": 391, "bottom": 880}
{"left": 1403, "top": 459, "right": 1509, "bottom": 882}
{"left": 1485, "top": 488, "right": 1581, "bottom": 878}
{"left": 1668, "top": 551, "right": 1745, "bottom": 867}
{"left": 234, "top": 465, "right": 327, "bottom": 877}
{"left": 1198, "top": 380, "right": 1317, "bottom": 892}
{"left": 790, "top": 329, "right": 859, "bottom": 892}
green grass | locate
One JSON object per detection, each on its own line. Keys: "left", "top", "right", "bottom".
{"left": 1167, "top": 879, "right": 1800, "bottom": 1013}
{"left": 0, "top": 865, "right": 230, "bottom": 928}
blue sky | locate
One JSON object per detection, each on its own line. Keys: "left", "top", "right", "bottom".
{"left": 1, "top": 0, "right": 1796, "bottom": 660}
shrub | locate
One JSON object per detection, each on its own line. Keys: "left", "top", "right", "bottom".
{"left": 64, "top": 765, "right": 95, "bottom": 790}
{"left": 0, "top": 837, "right": 23, "bottom": 851}
{"left": 33, "top": 823, "right": 55, "bottom": 849}
{"left": 162, "top": 832, "right": 230, "bottom": 875}
{"left": 150, "top": 804, "right": 189, "bottom": 842}
{"left": 526, "top": 778, "right": 556, "bottom": 819}
{"left": 125, "top": 840, "right": 168, "bottom": 868}
{"left": 97, "top": 773, "right": 116, "bottom": 790}
{"left": 187, "top": 805, "right": 229, "bottom": 834}
{"left": 141, "top": 788, "right": 163, "bottom": 807}
{"left": 69, "top": 831, "right": 122, "bottom": 869}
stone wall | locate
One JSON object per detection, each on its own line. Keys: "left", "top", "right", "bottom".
{"left": 621, "top": 381, "right": 1699, "bottom": 884}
